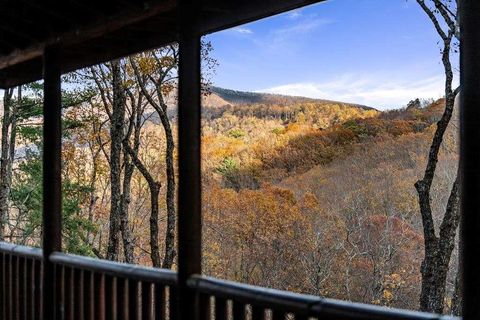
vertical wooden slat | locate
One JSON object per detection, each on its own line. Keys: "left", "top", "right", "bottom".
{"left": 83, "top": 271, "right": 94, "bottom": 320}
{"left": 93, "top": 273, "right": 104, "bottom": 320}
{"left": 117, "top": 277, "right": 127, "bottom": 320}
{"left": 33, "top": 259, "right": 42, "bottom": 320}
{"left": 18, "top": 257, "right": 25, "bottom": 320}
{"left": 232, "top": 301, "right": 244, "bottom": 320}
{"left": 6, "top": 254, "right": 11, "bottom": 320}
{"left": 74, "top": 269, "right": 84, "bottom": 320}
{"left": 251, "top": 305, "right": 263, "bottom": 320}
{"left": 215, "top": 297, "right": 227, "bottom": 320}
{"left": 12, "top": 254, "right": 19, "bottom": 320}
{"left": 42, "top": 46, "right": 63, "bottom": 320}
{"left": 169, "top": 286, "right": 178, "bottom": 320}
{"left": 198, "top": 294, "right": 210, "bottom": 320}
{"left": 154, "top": 284, "right": 165, "bottom": 320}
{"left": 177, "top": 2, "right": 202, "bottom": 320}
{"left": 25, "top": 259, "right": 35, "bottom": 320}
{"left": 64, "top": 267, "right": 74, "bottom": 320}
{"left": 271, "top": 310, "right": 284, "bottom": 320}
{"left": 54, "top": 264, "right": 64, "bottom": 320}
{"left": 141, "top": 282, "right": 152, "bottom": 320}
{"left": 25, "top": 259, "right": 33, "bottom": 320}
{"left": 104, "top": 274, "right": 114, "bottom": 320}
{"left": 128, "top": 279, "right": 139, "bottom": 320}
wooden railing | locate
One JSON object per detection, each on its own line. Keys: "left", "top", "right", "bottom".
{"left": 190, "top": 276, "right": 459, "bottom": 320}
{"left": 1, "top": 242, "right": 460, "bottom": 320}
{"left": 0, "top": 242, "right": 43, "bottom": 320}
{"left": 1, "top": 242, "right": 177, "bottom": 320}
{"left": 50, "top": 252, "right": 177, "bottom": 320}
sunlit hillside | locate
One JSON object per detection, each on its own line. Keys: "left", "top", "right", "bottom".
{"left": 200, "top": 91, "right": 458, "bottom": 311}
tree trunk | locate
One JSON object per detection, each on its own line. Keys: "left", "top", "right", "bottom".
{"left": 120, "top": 152, "right": 135, "bottom": 263}
{"left": 106, "top": 61, "right": 124, "bottom": 261}
{"left": 451, "top": 263, "right": 462, "bottom": 316}
{"left": 149, "top": 182, "right": 161, "bottom": 267}
{"left": 122, "top": 141, "right": 162, "bottom": 267}
{"left": 161, "top": 119, "right": 176, "bottom": 269}
{"left": 0, "top": 88, "right": 15, "bottom": 239}
{"left": 417, "top": 175, "right": 460, "bottom": 313}
{"left": 129, "top": 59, "right": 176, "bottom": 269}
{"left": 413, "top": 1, "right": 460, "bottom": 312}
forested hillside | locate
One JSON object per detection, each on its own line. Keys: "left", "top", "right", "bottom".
{"left": 0, "top": 79, "right": 458, "bottom": 311}
{"left": 201, "top": 93, "right": 458, "bottom": 311}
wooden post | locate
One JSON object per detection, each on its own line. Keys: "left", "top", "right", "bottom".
{"left": 177, "top": 1, "right": 202, "bottom": 319}
{"left": 460, "top": 0, "right": 480, "bottom": 318}
{"left": 42, "top": 46, "right": 62, "bottom": 320}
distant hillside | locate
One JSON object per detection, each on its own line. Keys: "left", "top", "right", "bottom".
{"left": 209, "top": 86, "right": 375, "bottom": 110}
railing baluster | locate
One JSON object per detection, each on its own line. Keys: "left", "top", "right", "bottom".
{"left": 12, "top": 254, "right": 19, "bottom": 319}
{"left": 117, "top": 277, "right": 127, "bottom": 320}
{"left": 83, "top": 271, "right": 94, "bottom": 320}
{"left": 154, "top": 284, "right": 165, "bottom": 320}
{"left": 25, "top": 259, "right": 33, "bottom": 320}
{"left": 19, "top": 257, "right": 25, "bottom": 320}
{"left": 271, "top": 310, "right": 284, "bottom": 320}
{"left": 65, "top": 266, "right": 74, "bottom": 320}
{"left": 94, "top": 273, "right": 105, "bottom": 320}
{"left": 6, "top": 254, "right": 11, "bottom": 320}
{"left": 104, "top": 274, "right": 114, "bottom": 320}
{"left": 33, "top": 259, "right": 42, "bottom": 320}
{"left": 141, "top": 282, "right": 153, "bottom": 320}
{"left": 25, "top": 258, "right": 33, "bottom": 320}
{"left": 215, "top": 297, "right": 227, "bottom": 320}
{"left": 54, "top": 264, "right": 63, "bottom": 320}
{"left": 232, "top": 301, "right": 244, "bottom": 320}
{"left": 199, "top": 294, "right": 211, "bottom": 320}
{"left": 251, "top": 305, "right": 263, "bottom": 320}
{"left": 129, "top": 279, "right": 139, "bottom": 320}
{"left": 169, "top": 285, "right": 178, "bottom": 320}
{"left": 74, "top": 269, "right": 84, "bottom": 320}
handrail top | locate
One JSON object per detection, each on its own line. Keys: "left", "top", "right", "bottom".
{"left": 0, "top": 241, "right": 43, "bottom": 260}
{"left": 189, "top": 275, "right": 460, "bottom": 320}
{"left": 50, "top": 251, "right": 178, "bottom": 285}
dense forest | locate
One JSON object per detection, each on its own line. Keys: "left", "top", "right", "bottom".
{"left": 0, "top": 75, "right": 459, "bottom": 311}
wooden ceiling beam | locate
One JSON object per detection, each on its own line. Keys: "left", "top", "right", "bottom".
{"left": 0, "top": 20, "right": 176, "bottom": 88}
{"left": 0, "top": 0, "right": 176, "bottom": 70}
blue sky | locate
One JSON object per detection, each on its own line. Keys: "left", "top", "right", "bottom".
{"left": 203, "top": 0, "right": 459, "bottom": 110}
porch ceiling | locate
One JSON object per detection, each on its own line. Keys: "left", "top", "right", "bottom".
{"left": 0, "top": 0, "right": 325, "bottom": 89}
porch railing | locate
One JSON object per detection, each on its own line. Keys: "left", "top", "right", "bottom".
{"left": 0, "top": 242, "right": 43, "bottom": 319}
{"left": 1, "top": 242, "right": 459, "bottom": 320}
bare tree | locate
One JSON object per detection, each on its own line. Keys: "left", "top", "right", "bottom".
{"left": 129, "top": 51, "right": 177, "bottom": 269}
{"left": 89, "top": 61, "right": 136, "bottom": 263}
{"left": 0, "top": 87, "right": 19, "bottom": 239}
{"left": 414, "top": 0, "right": 460, "bottom": 313}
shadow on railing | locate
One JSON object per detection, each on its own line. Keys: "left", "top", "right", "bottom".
{"left": 1, "top": 242, "right": 461, "bottom": 320}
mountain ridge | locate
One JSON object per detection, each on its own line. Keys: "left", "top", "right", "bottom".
{"left": 208, "top": 86, "right": 376, "bottom": 111}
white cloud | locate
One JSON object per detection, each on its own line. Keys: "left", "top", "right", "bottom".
{"left": 273, "top": 17, "right": 331, "bottom": 37}
{"left": 286, "top": 10, "right": 302, "bottom": 20}
{"left": 232, "top": 27, "right": 253, "bottom": 34}
{"left": 266, "top": 17, "right": 332, "bottom": 51}
{"left": 259, "top": 74, "right": 451, "bottom": 109}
